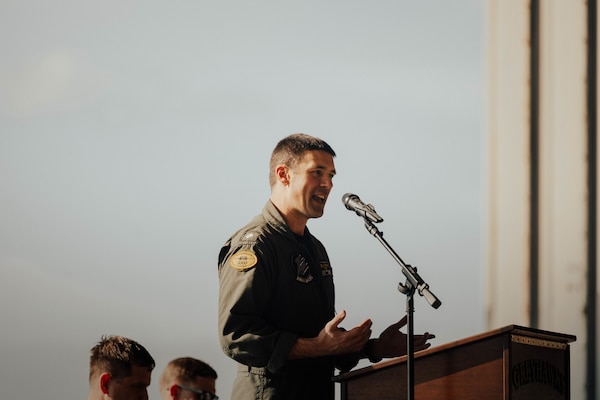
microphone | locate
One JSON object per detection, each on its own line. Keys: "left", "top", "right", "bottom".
{"left": 342, "top": 193, "right": 383, "bottom": 223}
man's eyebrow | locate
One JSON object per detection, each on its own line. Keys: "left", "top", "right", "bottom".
{"left": 315, "top": 165, "right": 336, "bottom": 174}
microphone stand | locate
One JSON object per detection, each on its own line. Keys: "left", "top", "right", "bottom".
{"left": 362, "top": 218, "right": 441, "bottom": 400}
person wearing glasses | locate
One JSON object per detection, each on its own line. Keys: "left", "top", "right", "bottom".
{"left": 159, "top": 357, "right": 218, "bottom": 400}
{"left": 87, "top": 335, "right": 155, "bottom": 400}
{"left": 218, "top": 133, "right": 435, "bottom": 400}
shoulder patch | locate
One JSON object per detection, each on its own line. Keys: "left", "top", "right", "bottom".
{"left": 229, "top": 250, "right": 258, "bottom": 271}
{"left": 320, "top": 261, "right": 333, "bottom": 276}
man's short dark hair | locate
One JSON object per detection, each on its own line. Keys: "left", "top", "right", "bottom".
{"left": 269, "top": 133, "right": 336, "bottom": 187}
{"left": 160, "top": 357, "right": 218, "bottom": 389}
{"left": 89, "top": 335, "right": 155, "bottom": 382}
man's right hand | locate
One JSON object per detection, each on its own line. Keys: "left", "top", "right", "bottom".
{"left": 288, "top": 310, "right": 372, "bottom": 359}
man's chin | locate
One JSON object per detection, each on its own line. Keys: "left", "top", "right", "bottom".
{"left": 309, "top": 209, "right": 325, "bottom": 219}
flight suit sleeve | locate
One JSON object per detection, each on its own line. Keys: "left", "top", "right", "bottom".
{"left": 218, "top": 240, "right": 297, "bottom": 373}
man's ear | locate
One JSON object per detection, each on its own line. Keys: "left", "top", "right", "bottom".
{"left": 275, "top": 165, "right": 290, "bottom": 185}
{"left": 169, "top": 384, "right": 180, "bottom": 399}
{"left": 99, "top": 373, "right": 111, "bottom": 394}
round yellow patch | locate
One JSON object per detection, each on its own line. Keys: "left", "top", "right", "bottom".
{"left": 229, "top": 250, "right": 258, "bottom": 271}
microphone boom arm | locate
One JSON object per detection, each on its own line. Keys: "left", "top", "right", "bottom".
{"left": 363, "top": 219, "right": 441, "bottom": 309}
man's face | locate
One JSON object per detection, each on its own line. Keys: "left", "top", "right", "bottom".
{"left": 287, "top": 150, "right": 336, "bottom": 221}
{"left": 108, "top": 365, "right": 152, "bottom": 400}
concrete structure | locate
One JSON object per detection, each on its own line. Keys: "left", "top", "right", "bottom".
{"left": 485, "top": 1, "right": 597, "bottom": 399}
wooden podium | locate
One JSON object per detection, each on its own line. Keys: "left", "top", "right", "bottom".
{"left": 334, "top": 325, "right": 576, "bottom": 400}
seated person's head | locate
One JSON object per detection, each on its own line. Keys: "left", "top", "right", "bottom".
{"left": 88, "top": 335, "right": 155, "bottom": 400}
{"left": 159, "top": 357, "right": 218, "bottom": 400}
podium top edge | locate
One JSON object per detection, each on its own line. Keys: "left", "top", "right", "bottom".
{"left": 333, "top": 324, "right": 576, "bottom": 381}
{"left": 501, "top": 324, "right": 577, "bottom": 343}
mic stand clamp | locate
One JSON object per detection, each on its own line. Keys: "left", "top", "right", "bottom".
{"left": 362, "top": 218, "right": 441, "bottom": 400}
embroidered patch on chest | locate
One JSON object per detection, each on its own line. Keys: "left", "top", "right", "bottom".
{"left": 293, "top": 254, "right": 313, "bottom": 283}
{"left": 229, "top": 250, "right": 258, "bottom": 271}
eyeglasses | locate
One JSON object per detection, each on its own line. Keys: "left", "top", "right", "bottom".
{"left": 176, "top": 384, "right": 219, "bottom": 400}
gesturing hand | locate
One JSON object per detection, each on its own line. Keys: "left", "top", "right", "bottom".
{"left": 316, "top": 310, "right": 373, "bottom": 356}
{"left": 372, "top": 315, "right": 435, "bottom": 359}
{"left": 289, "top": 310, "right": 373, "bottom": 359}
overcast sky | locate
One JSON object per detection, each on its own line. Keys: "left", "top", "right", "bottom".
{"left": 0, "top": 1, "right": 484, "bottom": 399}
